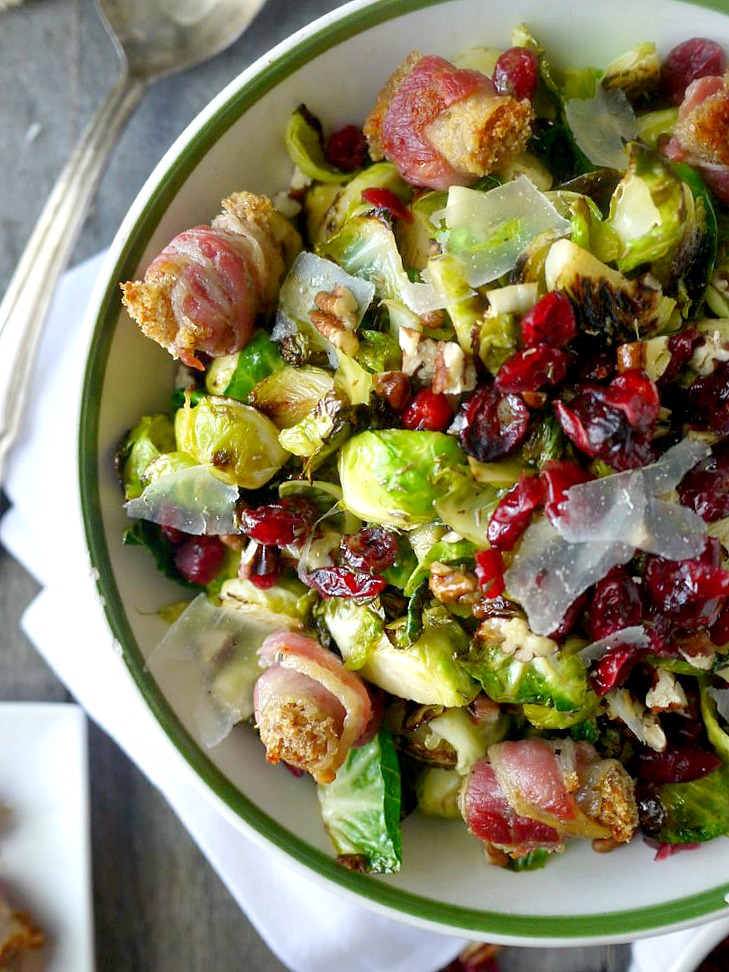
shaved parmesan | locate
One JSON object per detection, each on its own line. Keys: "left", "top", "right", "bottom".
{"left": 578, "top": 625, "right": 650, "bottom": 665}
{"left": 708, "top": 685, "right": 729, "bottom": 724}
{"left": 606, "top": 687, "right": 666, "bottom": 752}
{"left": 433, "top": 177, "right": 571, "bottom": 287}
{"left": 554, "top": 440, "right": 709, "bottom": 559}
{"left": 564, "top": 86, "right": 637, "bottom": 170}
{"left": 503, "top": 517, "right": 634, "bottom": 636}
{"left": 125, "top": 464, "right": 239, "bottom": 535}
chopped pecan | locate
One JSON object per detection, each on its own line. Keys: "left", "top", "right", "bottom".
{"left": 432, "top": 341, "right": 478, "bottom": 395}
{"left": 429, "top": 561, "right": 479, "bottom": 605}
{"left": 310, "top": 284, "right": 360, "bottom": 354}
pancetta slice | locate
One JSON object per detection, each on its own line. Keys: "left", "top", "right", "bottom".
{"left": 254, "top": 631, "right": 373, "bottom": 783}
{"left": 121, "top": 192, "right": 301, "bottom": 369}
{"left": 364, "top": 53, "right": 533, "bottom": 190}
{"left": 663, "top": 75, "right": 729, "bottom": 203}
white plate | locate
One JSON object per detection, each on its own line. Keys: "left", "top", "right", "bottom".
{"left": 0, "top": 702, "right": 94, "bottom": 972}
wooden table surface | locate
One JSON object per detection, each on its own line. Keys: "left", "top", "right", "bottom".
{"left": 0, "top": 1, "right": 633, "bottom": 969}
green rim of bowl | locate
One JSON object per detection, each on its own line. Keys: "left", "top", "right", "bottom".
{"left": 79, "top": 0, "right": 729, "bottom": 942}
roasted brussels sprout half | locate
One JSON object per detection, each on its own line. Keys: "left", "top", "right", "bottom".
{"left": 117, "top": 413, "right": 176, "bottom": 500}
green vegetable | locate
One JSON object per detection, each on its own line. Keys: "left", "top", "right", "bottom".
{"left": 416, "top": 767, "right": 462, "bottom": 818}
{"left": 284, "top": 104, "right": 351, "bottom": 185}
{"left": 277, "top": 390, "right": 353, "bottom": 473}
{"left": 220, "top": 575, "right": 311, "bottom": 623}
{"left": 308, "top": 162, "right": 409, "bottom": 244}
{"left": 601, "top": 42, "right": 661, "bottom": 101}
{"left": 433, "top": 469, "right": 498, "bottom": 546}
{"left": 425, "top": 254, "right": 484, "bottom": 354}
{"left": 249, "top": 364, "right": 335, "bottom": 430}
{"left": 404, "top": 536, "right": 475, "bottom": 597}
{"left": 355, "top": 329, "right": 402, "bottom": 373}
{"left": 205, "top": 330, "right": 285, "bottom": 401}
{"left": 117, "top": 414, "right": 176, "bottom": 500}
{"left": 338, "top": 429, "right": 467, "bottom": 528}
{"left": 317, "top": 729, "right": 402, "bottom": 873}
{"left": 640, "top": 763, "right": 729, "bottom": 844}
{"left": 174, "top": 393, "right": 289, "bottom": 489}
{"left": 464, "top": 622, "right": 589, "bottom": 712}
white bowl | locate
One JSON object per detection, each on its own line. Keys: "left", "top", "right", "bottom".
{"left": 79, "top": 0, "right": 729, "bottom": 946}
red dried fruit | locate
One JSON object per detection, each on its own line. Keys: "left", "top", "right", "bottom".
{"left": 589, "top": 641, "right": 649, "bottom": 696}
{"left": 494, "top": 345, "right": 570, "bottom": 394}
{"left": 687, "top": 361, "right": 729, "bottom": 435}
{"left": 493, "top": 46, "right": 540, "bottom": 101}
{"left": 679, "top": 440, "right": 729, "bottom": 522}
{"left": 402, "top": 388, "right": 453, "bottom": 431}
{"left": 643, "top": 537, "right": 729, "bottom": 631}
{"left": 601, "top": 369, "right": 660, "bottom": 433}
{"left": 587, "top": 566, "right": 643, "bottom": 642}
{"left": 549, "top": 592, "right": 587, "bottom": 640}
{"left": 520, "top": 291, "right": 577, "bottom": 349}
{"left": 340, "top": 526, "right": 399, "bottom": 574}
{"left": 710, "top": 604, "right": 729, "bottom": 647}
{"left": 326, "top": 124, "right": 369, "bottom": 170}
{"left": 240, "top": 498, "right": 318, "bottom": 547}
{"left": 361, "top": 187, "right": 413, "bottom": 222}
{"left": 305, "top": 566, "right": 386, "bottom": 599}
{"left": 486, "top": 473, "right": 544, "bottom": 551}
{"left": 249, "top": 545, "right": 282, "bottom": 590}
{"left": 456, "top": 385, "right": 530, "bottom": 462}
{"left": 634, "top": 743, "right": 721, "bottom": 784}
{"left": 474, "top": 549, "right": 505, "bottom": 598}
{"left": 555, "top": 392, "right": 656, "bottom": 471}
{"left": 660, "top": 37, "right": 727, "bottom": 106}
{"left": 173, "top": 535, "right": 226, "bottom": 586}
{"left": 659, "top": 327, "right": 704, "bottom": 386}
{"left": 540, "top": 459, "right": 594, "bottom": 525}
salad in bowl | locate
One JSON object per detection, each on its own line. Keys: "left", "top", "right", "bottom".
{"left": 81, "top": 0, "right": 729, "bottom": 943}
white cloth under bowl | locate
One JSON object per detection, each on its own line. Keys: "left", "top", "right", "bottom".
{"left": 0, "top": 253, "right": 469, "bottom": 972}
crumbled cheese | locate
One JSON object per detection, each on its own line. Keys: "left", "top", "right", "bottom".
{"left": 478, "top": 614, "right": 559, "bottom": 662}
{"left": 690, "top": 329, "right": 729, "bottom": 375}
{"left": 607, "top": 687, "right": 666, "bottom": 752}
{"left": 646, "top": 669, "right": 688, "bottom": 713}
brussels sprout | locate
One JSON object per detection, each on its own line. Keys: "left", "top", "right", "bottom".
{"left": 117, "top": 413, "right": 177, "bottom": 500}
{"left": 424, "top": 253, "right": 484, "bottom": 354}
{"left": 467, "top": 456, "right": 532, "bottom": 488}
{"left": 307, "top": 162, "right": 410, "bottom": 244}
{"left": 663, "top": 163, "right": 718, "bottom": 312}
{"left": 404, "top": 536, "right": 475, "bottom": 597}
{"left": 277, "top": 390, "right": 353, "bottom": 469}
{"left": 700, "top": 681, "right": 729, "bottom": 764}
{"left": 249, "top": 365, "right": 335, "bottom": 428}
{"left": 174, "top": 393, "right": 289, "bottom": 489}
{"left": 521, "top": 694, "right": 600, "bottom": 730}
{"left": 317, "top": 728, "right": 402, "bottom": 874}
{"left": 601, "top": 42, "right": 661, "bottom": 101}
{"left": 395, "top": 190, "right": 445, "bottom": 271}
{"left": 636, "top": 108, "right": 679, "bottom": 148}
{"left": 463, "top": 618, "right": 589, "bottom": 712}
{"left": 125, "top": 462, "right": 239, "bottom": 535}
{"left": 427, "top": 706, "right": 508, "bottom": 773}
{"left": 149, "top": 593, "right": 302, "bottom": 748}
{"left": 334, "top": 351, "right": 373, "bottom": 406}
{"left": 476, "top": 310, "right": 520, "bottom": 375}
{"left": 433, "top": 469, "right": 498, "bottom": 547}
{"left": 284, "top": 104, "right": 351, "bottom": 185}
{"left": 356, "top": 329, "right": 402, "bottom": 373}
{"left": 219, "top": 575, "right": 311, "bottom": 622}
{"left": 606, "top": 143, "right": 686, "bottom": 274}
{"left": 338, "top": 429, "right": 467, "bottom": 528}
{"left": 324, "top": 599, "right": 478, "bottom": 707}
{"left": 544, "top": 238, "right": 675, "bottom": 343}
{"left": 638, "top": 762, "right": 729, "bottom": 844}
{"left": 416, "top": 767, "right": 462, "bottom": 818}
{"left": 204, "top": 330, "right": 284, "bottom": 401}
{"left": 521, "top": 414, "right": 567, "bottom": 468}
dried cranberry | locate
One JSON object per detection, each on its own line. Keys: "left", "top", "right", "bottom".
{"left": 326, "top": 124, "right": 369, "bottom": 170}
{"left": 660, "top": 38, "right": 727, "bottom": 105}
{"left": 160, "top": 522, "right": 185, "bottom": 545}
{"left": 601, "top": 369, "right": 660, "bottom": 433}
{"left": 402, "top": 388, "right": 453, "bottom": 431}
{"left": 361, "top": 187, "right": 413, "bottom": 222}
{"left": 486, "top": 473, "right": 544, "bottom": 551}
{"left": 493, "top": 46, "right": 540, "bottom": 101}
{"left": 540, "top": 459, "right": 594, "bottom": 525}
{"left": 589, "top": 641, "right": 649, "bottom": 696}
{"left": 340, "top": 526, "right": 399, "bottom": 574}
{"left": 520, "top": 291, "right": 577, "bottom": 349}
{"left": 494, "top": 345, "right": 570, "bottom": 394}
{"left": 249, "top": 545, "right": 282, "bottom": 590}
{"left": 306, "top": 566, "right": 386, "bottom": 599}
{"left": 549, "top": 592, "right": 587, "bottom": 640}
{"left": 573, "top": 348, "right": 616, "bottom": 384}
{"left": 643, "top": 537, "right": 729, "bottom": 631}
{"left": 456, "top": 385, "right": 530, "bottom": 462}
{"left": 659, "top": 328, "right": 704, "bottom": 386}
{"left": 555, "top": 393, "right": 656, "bottom": 470}
{"left": 710, "top": 604, "right": 729, "bottom": 647}
{"left": 634, "top": 743, "right": 721, "bottom": 783}
{"left": 474, "top": 549, "right": 505, "bottom": 598}
{"left": 588, "top": 566, "right": 643, "bottom": 641}
{"left": 240, "top": 497, "right": 318, "bottom": 547}
{"left": 679, "top": 440, "right": 729, "bottom": 522}
{"left": 687, "top": 361, "right": 729, "bottom": 434}
{"left": 173, "top": 535, "right": 226, "bottom": 586}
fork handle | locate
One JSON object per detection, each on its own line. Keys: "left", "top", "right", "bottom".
{"left": 0, "top": 70, "right": 147, "bottom": 484}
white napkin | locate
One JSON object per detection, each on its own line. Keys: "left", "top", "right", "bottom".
{"left": 0, "top": 253, "right": 468, "bottom": 972}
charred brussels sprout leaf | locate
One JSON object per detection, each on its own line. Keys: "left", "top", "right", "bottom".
{"left": 308, "top": 162, "right": 410, "bottom": 245}
{"left": 249, "top": 365, "right": 335, "bottom": 429}
{"left": 205, "top": 330, "right": 285, "bottom": 401}
{"left": 284, "top": 104, "right": 351, "bottom": 185}
{"left": 277, "top": 390, "right": 354, "bottom": 474}
{"left": 601, "top": 42, "right": 661, "bottom": 102}
{"left": 638, "top": 763, "right": 729, "bottom": 844}
{"left": 117, "top": 414, "right": 176, "bottom": 500}
{"left": 317, "top": 728, "right": 402, "bottom": 874}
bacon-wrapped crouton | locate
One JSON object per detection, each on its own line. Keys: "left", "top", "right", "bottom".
{"left": 0, "top": 893, "right": 44, "bottom": 967}
{"left": 364, "top": 53, "right": 533, "bottom": 190}
{"left": 253, "top": 631, "right": 373, "bottom": 783}
{"left": 663, "top": 75, "right": 729, "bottom": 202}
{"left": 121, "top": 192, "right": 301, "bottom": 370}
